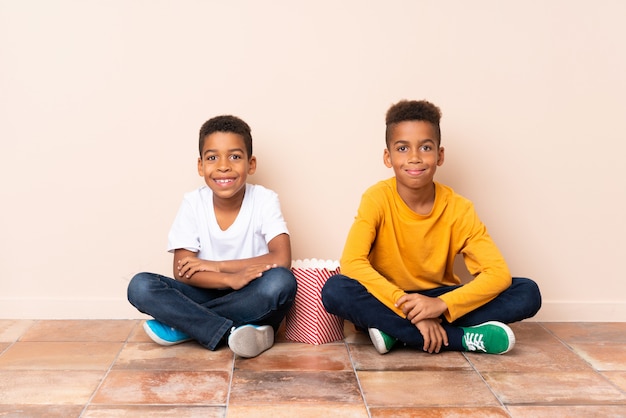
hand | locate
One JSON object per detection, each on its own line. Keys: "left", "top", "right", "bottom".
{"left": 177, "top": 257, "right": 218, "bottom": 279}
{"left": 395, "top": 293, "right": 448, "bottom": 324}
{"left": 415, "top": 318, "right": 449, "bottom": 353}
{"left": 228, "top": 264, "right": 277, "bottom": 290}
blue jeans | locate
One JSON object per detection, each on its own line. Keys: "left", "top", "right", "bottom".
{"left": 321, "top": 275, "right": 542, "bottom": 351}
{"left": 127, "top": 267, "right": 297, "bottom": 350}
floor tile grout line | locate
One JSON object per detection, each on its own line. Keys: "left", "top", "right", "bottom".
{"left": 592, "top": 367, "right": 626, "bottom": 397}
{"left": 225, "top": 350, "right": 236, "bottom": 411}
{"left": 2, "top": 320, "right": 625, "bottom": 413}
{"left": 0, "top": 319, "right": 35, "bottom": 371}
{"left": 0, "top": 319, "right": 38, "bottom": 367}
{"left": 538, "top": 322, "right": 578, "bottom": 351}
{"left": 77, "top": 320, "right": 141, "bottom": 417}
{"left": 18, "top": 318, "right": 39, "bottom": 342}
{"left": 344, "top": 339, "right": 372, "bottom": 418}
{"left": 515, "top": 322, "right": 626, "bottom": 407}
{"left": 462, "top": 320, "right": 578, "bottom": 413}
{"left": 538, "top": 322, "right": 626, "bottom": 397}
{"left": 537, "top": 322, "right": 626, "bottom": 395}
{"left": 460, "top": 351, "right": 512, "bottom": 415}
{"left": 0, "top": 340, "right": 17, "bottom": 357}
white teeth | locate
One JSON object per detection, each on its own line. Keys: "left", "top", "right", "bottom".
{"left": 215, "top": 179, "right": 232, "bottom": 184}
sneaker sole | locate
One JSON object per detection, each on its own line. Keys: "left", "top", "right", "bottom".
{"left": 143, "top": 321, "right": 191, "bottom": 346}
{"left": 228, "top": 325, "right": 274, "bottom": 358}
{"left": 484, "top": 321, "right": 516, "bottom": 354}
{"left": 368, "top": 328, "right": 391, "bottom": 355}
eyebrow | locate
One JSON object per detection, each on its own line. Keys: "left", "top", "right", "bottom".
{"left": 203, "top": 148, "right": 245, "bottom": 156}
{"left": 392, "top": 138, "right": 435, "bottom": 146}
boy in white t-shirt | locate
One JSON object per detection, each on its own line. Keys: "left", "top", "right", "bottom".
{"left": 128, "top": 115, "right": 297, "bottom": 358}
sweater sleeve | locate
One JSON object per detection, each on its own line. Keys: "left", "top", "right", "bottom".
{"left": 438, "top": 206, "right": 512, "bottom": 322}
{"left": 340, "top": 191, "right": 407, "bottom": 317}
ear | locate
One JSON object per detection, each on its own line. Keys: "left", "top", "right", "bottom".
{"left": 383, "top": 148, "right": 392, "bottom": 168}
{"left": 437, "top": 146, "right": 445, "bottom": 166}
{"left": 248, "top": 155, "right": 257, "bottom": 175}
{"left": 197, "top": 157, "right": 203, "bottom": 176}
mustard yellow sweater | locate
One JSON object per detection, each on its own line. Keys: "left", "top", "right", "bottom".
{"left": 340, "top": 178, "right": 512, "bottom": 322}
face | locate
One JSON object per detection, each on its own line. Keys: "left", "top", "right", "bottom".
{"left": 197, "top": 132, "right": 256, "bottom": 202}
{"left": 384, "top": 120, "right": 444, "bottom": 196}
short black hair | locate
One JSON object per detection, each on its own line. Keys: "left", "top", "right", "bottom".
{"left": 385, "top": 100, "right": 442, "bottom": 147}
{"left": 198, "top": 115, "right": 253, "bottom": 158}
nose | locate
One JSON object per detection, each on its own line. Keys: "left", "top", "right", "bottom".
{"left": 408, "top": 149, "right": 422, "bottom": 163}
{"left": 216, "top": 158, "right": 231, "bottom": 171}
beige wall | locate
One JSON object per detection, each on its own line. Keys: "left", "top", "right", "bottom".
{"left": 1, "top": 1, "right": 624, "bottom": 320}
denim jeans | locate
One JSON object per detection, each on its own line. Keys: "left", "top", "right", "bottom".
{"left": 127, "top": 267, "right": 297, "bottom": 350}
{"left": 321, "top": 275, "right": 542, "bottom": 351}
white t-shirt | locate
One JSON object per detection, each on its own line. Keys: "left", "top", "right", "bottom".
{"left": 167, "top": 184, "right": 289, "bottom": 261}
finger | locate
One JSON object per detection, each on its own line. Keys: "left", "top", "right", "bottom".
{"left": 403, "top": 302, "right": 417, "bottom": 319}
{"left": 422, "top": 327, "right": 434, "bottom": 353}
{"left": 427, "top": 331, "right": 437, "bottom": 353}
{"left": 405, "top": 302, "right": 418, "bottom": 317}
{"left": 405, "top": 308, "right": 415, "bottom": 321}
{"left": 434, "top": 332, "right": 443, "bottom": 353}
{"left": 410, "top": 309, "right": 424, "bottom": 324}
{"left": 438, "top": 327, "right": 447, "bottom": 353}
{"left": 433, "top": 325, "right": 447, "bottom": 353}
{"left": 257, "top": 264, "right": 275, "bottom": 275}
{"left": 429, "top": 329, "right": 439, "bottom": 353}
{"left": 183, "top": 263, "right": 199, "bottom": 278}
{"left": 439, "top": 326, "right": 449, "bottom": 348}
{"left": 253, "top": 267, "right": 268, "bottom": 276}
{"left": 178, "top": 260, "right": 192, "bottom": 274}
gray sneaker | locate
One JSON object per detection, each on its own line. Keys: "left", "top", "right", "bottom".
{"left": 228, "top": 325, "right": 274, "bottom": 358}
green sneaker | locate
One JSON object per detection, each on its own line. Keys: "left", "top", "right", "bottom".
{"left": 461, "top": 321, "right": 515, "bottom": 354}
{"left": 368, "top": 328, "right": 397, "bottom": 354}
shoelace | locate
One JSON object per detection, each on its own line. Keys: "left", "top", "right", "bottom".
{"left": 464, "top": 332, "right": 487, "bottom": 352}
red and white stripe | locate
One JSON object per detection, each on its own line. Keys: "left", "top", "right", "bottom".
{"left": 285, "top": 265, "right": 344, "bottom": 345}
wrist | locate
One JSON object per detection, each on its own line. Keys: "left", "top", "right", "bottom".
{"left": 436, "top": 297, "right": 449, "bottom": 316}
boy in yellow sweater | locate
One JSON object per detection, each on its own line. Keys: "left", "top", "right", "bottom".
{"left": 321, "top": 100, "right": 541, "bottom": 354}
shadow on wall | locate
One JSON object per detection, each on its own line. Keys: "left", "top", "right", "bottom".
{"left": 454, "top": 254, "right": 474, "bottom": 284}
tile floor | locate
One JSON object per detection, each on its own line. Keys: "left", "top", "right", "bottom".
{"left": 0, "top": 320, "right": 625, "bottom": 417}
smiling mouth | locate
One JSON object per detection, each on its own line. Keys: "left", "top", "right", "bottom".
{"left": 406, "top": 169, "right": 425, "bottom": 176}
{"left": 214, "top": 178, "right": 235, "bottom": 185}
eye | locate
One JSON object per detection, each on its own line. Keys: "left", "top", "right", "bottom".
{"left": 205, "top": 155, "right": 217, "bottom": 161}
{"left": 230, "top": 154, "right": 243, "bottom": 160}
{"left": 420, "top": 145, "right": 432, "bottom": 151}
{"left": 397, "top": 145, "right": 408, "bottom": 152}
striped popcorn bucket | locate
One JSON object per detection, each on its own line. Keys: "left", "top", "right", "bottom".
{"left": 284, "top": 259, "right": 345, "bottom": 345}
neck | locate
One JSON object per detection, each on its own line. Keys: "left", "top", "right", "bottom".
{"left": 397, "top": 182, "right": 436, "bottom": 215}
{"left": 213, "top": 187, "right": 246, "bottom": 212}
